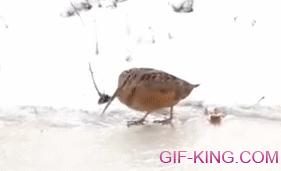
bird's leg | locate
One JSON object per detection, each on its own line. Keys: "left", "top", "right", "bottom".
{"left": 153, "top": 106, "right": 174, "bottom": 125}
{"left": 127, "top": 112, "right": 150, "bottom": 127}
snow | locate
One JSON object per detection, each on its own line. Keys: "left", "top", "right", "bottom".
{"left": 1, "top": 0, "right": 281, "bottom": 170}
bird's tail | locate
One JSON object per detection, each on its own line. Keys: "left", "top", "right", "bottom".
{"left": 192, "top": 84, "right": 200, "bottom": 88}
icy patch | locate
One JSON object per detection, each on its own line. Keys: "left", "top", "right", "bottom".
{"left": 0, "top": 101, "right": 281, "bottom": 129}
{"left": 1, "top": 103, "right": 281, "bottom": 170}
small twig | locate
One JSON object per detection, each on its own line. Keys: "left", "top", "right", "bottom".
{"left": 93, "top": 19, "right": 99, "bottom": 55}
{"left": 88, "top": 63, "right": 111, "bottom": 105}
{"left": 95, "top": 41, "right": 99, "bottom": 55}
{"left": 70, "top": 2, "right": 85, "bottom": 25}
{"left": 148, "top": 26, "right": 155, "bottom": 44}
{"left": 88, "top": 63, "right": 102, "bottom": 96}
{"left": 256, "top": 96, "right": 265, "bottom": 105}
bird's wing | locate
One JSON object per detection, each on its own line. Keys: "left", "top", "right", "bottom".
{"left": 136, "top": 69, "right": 183, "bottom": 94}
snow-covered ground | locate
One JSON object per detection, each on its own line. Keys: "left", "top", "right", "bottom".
{"left": 1, "top": 0, "right": 281, "bottom": 170}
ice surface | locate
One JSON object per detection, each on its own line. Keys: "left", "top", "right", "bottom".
{"left": 0, "top": 104, "right": 281, "bottom": 170}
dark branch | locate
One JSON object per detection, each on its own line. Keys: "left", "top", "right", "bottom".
{"left": 88, "top": 63, "right": 111, "bottom": 104}
{"left": 256, "top": 96, "right": 265, "bottom": 105}
{"left": 89, "top": 63, "right": 102, "bottom": 96}
{"left": 70, "top": 2, "right": 85, "bottom": 24}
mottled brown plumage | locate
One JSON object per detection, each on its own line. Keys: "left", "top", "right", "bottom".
{"left": 102, "top": 68, "right": 199, "bottom": 126}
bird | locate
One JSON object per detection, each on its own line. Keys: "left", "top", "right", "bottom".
{"left": 101, "top": 68, "right": 199, "bottom": 127}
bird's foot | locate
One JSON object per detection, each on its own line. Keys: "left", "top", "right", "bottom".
{"left": 153, "top": 118, "right": 172, "bottom": 125}
{"left": 127, "top": 119, "right": 145, "bottom": 127}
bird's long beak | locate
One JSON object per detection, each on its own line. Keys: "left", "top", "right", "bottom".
{"left": 101, "top": 88, "right": 119, "bottom": 115}
{"left": 101, "top": 73, "right": 131, "bottom": 115}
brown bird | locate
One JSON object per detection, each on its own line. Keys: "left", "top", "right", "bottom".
{"left": 101, "top": 68, "right": 199, "bottom": 126}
